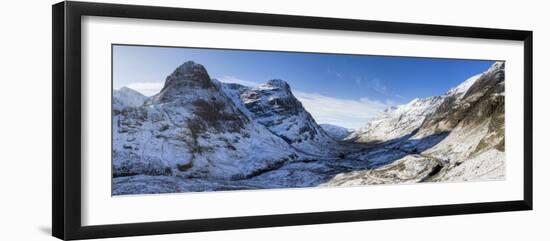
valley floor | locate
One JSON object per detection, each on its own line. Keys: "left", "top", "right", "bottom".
{"left": 112, "top": 137, "right": 504, "bottom": 195}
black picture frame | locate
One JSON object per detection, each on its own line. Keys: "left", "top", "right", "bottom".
{"left": 52, "top": 1, "right": 533, "bottom": 240}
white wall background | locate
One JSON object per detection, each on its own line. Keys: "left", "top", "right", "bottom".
{"left": 0, "top": 0, "right": 547, "bottom": 240}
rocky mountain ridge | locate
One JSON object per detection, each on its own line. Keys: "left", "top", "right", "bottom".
{"left": 221, "top": 79, "right": 339, "bottom": 156}
{"left": 113, "top": 61, "right": 298, "bottom": 182}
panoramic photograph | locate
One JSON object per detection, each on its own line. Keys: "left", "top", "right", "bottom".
{"left": 111, "top": 44, "right": 505, "bottom": 195}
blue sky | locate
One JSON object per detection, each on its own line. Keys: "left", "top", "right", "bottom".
{"left": 113, "top": 45, "right": 495, "bottom": 129}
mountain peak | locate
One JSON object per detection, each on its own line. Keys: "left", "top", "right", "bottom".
{"left": 117, "top": 86, "right": 146, "bottom": 97}
{"left": 444, "top": 61, "right": 504, "bottom": 100}
{"left": 119, "top": 86, "right": 136, "bottom": 92}
{"left": 162, "top": 61, "right": 212, "bottom": 90}
{"left": 148, "top": 61, "right": 217, "bottom": 104}
{"left": 488, "top": 61, "right": 505, "bottom": 72}
{"left": 113, "top": 86, "right": 147, "bottom": 109}
{"left": 114, "top": 86, "right": 145, "bottom": 97}
{"left": 227, "top": 78, "right": 334, "bottom": 150}
{"left": 445, "top": 73, "right": 482, "bottom": 101}
{"left": 264, "top": 79, "right": 290, "bottom": 90}
{"left": 175, "top": 60, "right": 206, "bottom": 73}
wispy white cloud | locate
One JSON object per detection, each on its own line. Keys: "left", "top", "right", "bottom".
{"left": 367, "top": 78, "right": 387, "bottom": 94}
{"left": 124, "top": 82, "right": 164, "bottom": 96}
{"left": 294, "top": 91, "right": 389, "bottom": 130}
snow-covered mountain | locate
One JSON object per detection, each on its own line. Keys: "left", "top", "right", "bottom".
{"left": 113, "top": 61, "right": 299, "bottom": 182}
{"left": 346, "top": 66, "right": 491, "bottom": 144}
{"left": 418, "top": 61, "right": 504, "bottom": 136}
{"left": 221, "top": 79, "right": 338, "bottom": 156}
{"left": 320, "top": 124, "right": 352, "bottom": 140}
{"left": 416, "top": 61, "right": 505, "bottom": 181}
{"left": 113, "top": 86, "right": 148, "bottom": 110}
{"left": 345, "top": 96, "right": 444, "bottom": 143}
{"left": 323, "top": 61, "right": 505, "bottom": 185}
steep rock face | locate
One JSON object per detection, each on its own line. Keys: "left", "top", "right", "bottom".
{"left": 219, "top": 82, "right": 254, "bottom": 118}
{"left": 113, "top": 61, "right": 297, "bottom": 180}
{"left": 221, "top": 79, "right": 337, "bottom": 155}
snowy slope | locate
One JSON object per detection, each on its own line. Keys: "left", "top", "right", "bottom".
{"left": 323, "top": 61, "right": 506, "bottom": 186}
{"left": 221, "top": 79, "right": 338, "bottom": 156}
{"left": 347, "top": 64, "right": 492, "bottom": 144}
{"left": 346, "top": 96, "right": 444, "bottom": 143}
{"left": 113, "top": 86, "right": 147, "bottom": 110}
{"left": 445, "top": 74, "right": 482, "bottom": 100}
{"left": 418, "top": 61, "right": 505, "bottom": 136}
{"left": 113, "top": 61, "right": 298, "bottom": 180}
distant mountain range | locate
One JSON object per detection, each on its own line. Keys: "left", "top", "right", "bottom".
{"left": 112, "top": 61, "right": 505, "bottom": 194}
{"left": 320, "top": 124, "right": 353, "bottom": 140}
